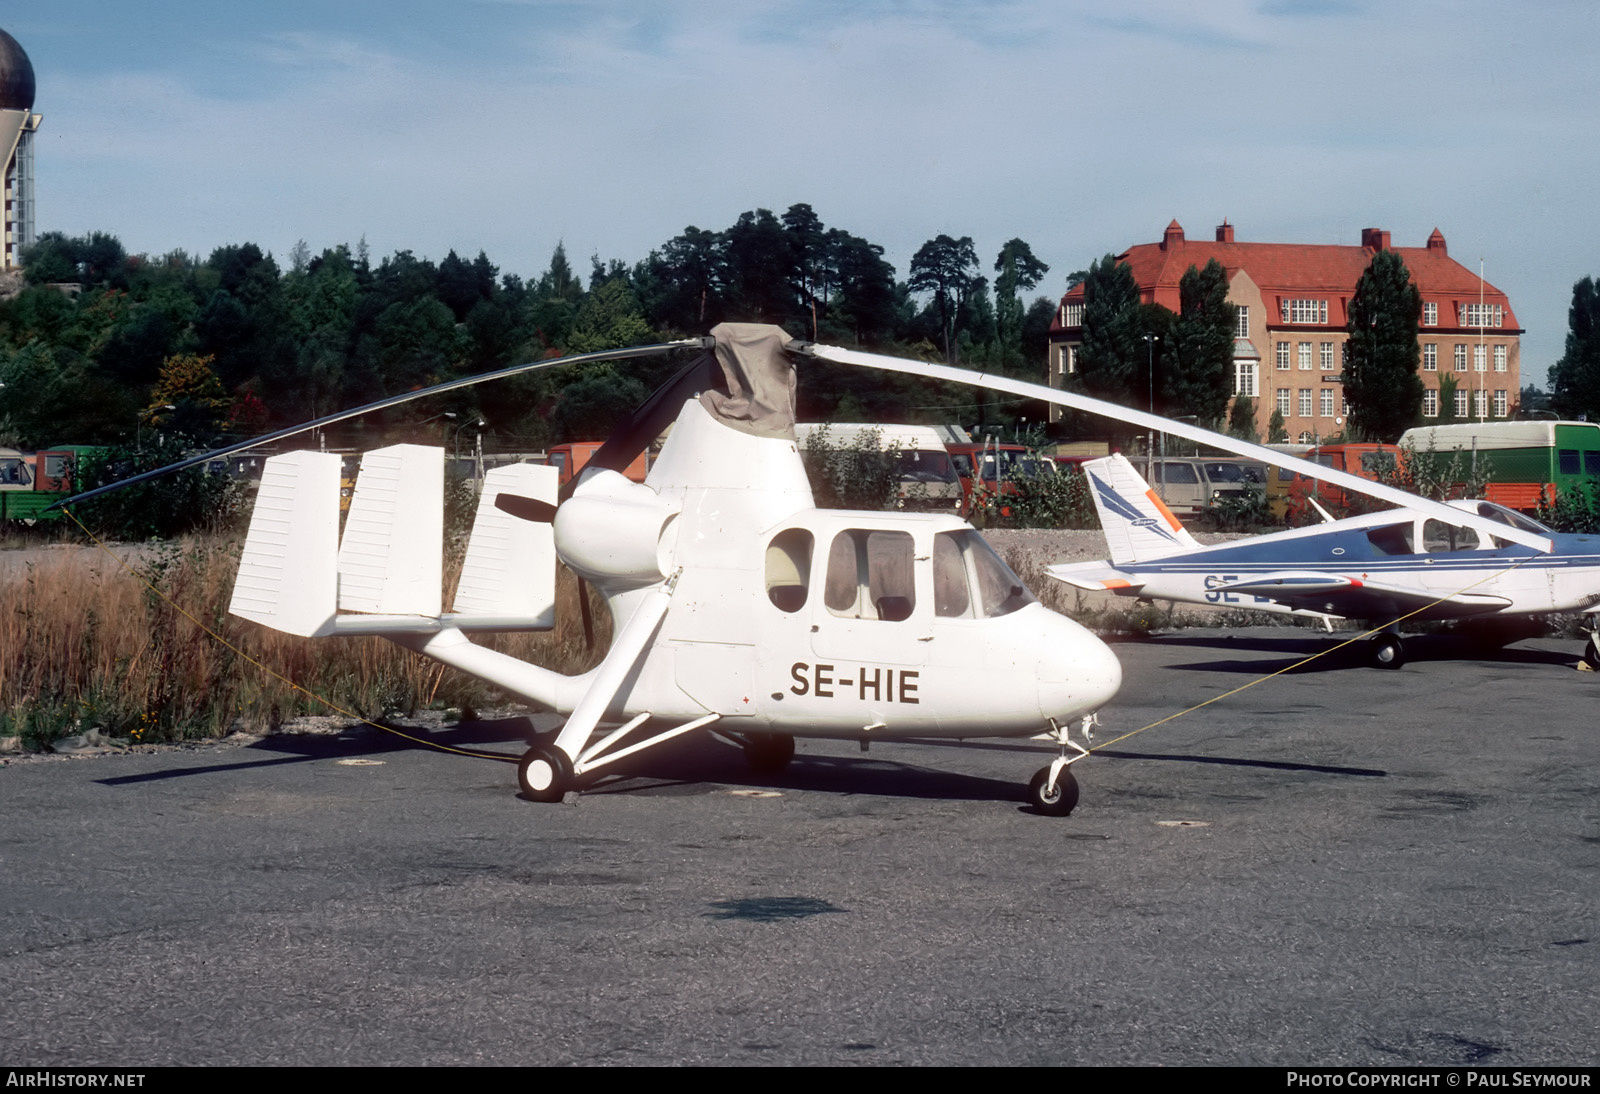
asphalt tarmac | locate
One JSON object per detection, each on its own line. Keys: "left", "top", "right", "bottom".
{"left": 2, "top": 627, "right": 1596, "bottom": 1067}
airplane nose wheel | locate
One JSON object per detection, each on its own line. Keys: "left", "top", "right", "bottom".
{"left": 518, "top": 745, "right": 574, "bottom": 802}
{"left": 1368, "top": 634, "right": 1406, "bottom": 669}
{"left": 1028, "top": 766, "right": 1080, "bottom": 817}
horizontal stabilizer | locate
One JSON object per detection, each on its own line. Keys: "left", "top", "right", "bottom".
{"left": 228, "top": 451, "right": 339, "bottom": 637}
{"left": 1083, "top": 454, "right": 1201, "bottom": 565}
{"left": 1046, "top": 561, "right": 1145, "bottom": 594}
{"left": 453, "top": 463, "right": 558, "bottom": 628}
{"left": 338, "top": 445, "right": 442, "bottom": 616}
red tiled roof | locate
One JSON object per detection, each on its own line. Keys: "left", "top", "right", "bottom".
{"left": 1054, "top": 223, "right": 1518, "bottom": 331}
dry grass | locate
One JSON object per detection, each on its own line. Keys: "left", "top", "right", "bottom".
{"left": 0, "top": 535, "right": 611, "bottom": 748}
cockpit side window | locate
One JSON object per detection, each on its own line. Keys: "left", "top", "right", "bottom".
{"left": 765, "top": 528, "right": 813, "bottom": 613}
{"left": 825, "top": 529, "right": 916, "bottom": 621}
{"left": 1422, "top": 519, "right": 1480, "bottom": 552}
{"left": 935, "top": 530, "right": 1035, "bottom": 618}
{"left": 1366, "top": 522, "right": 1415, "bottom": 556}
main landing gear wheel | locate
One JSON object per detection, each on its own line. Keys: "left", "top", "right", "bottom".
{"left": 742, "top": 732, "right": 796, "bottom": 773}
{"left": 1368, "top": 634, "right": 1406, "bottom": 670}
{"left": 518, "top": 745, "right": 574, "bottom": 803}
{"left": 1028, "top": 766, "right": 1080, "bottom": 817}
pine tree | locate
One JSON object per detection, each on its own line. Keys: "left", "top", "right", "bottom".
{"left": 1550, "top": 276, "right": 1600, "bottom": 421}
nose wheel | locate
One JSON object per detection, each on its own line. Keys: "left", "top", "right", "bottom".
{"left": 1027, "top": 714, "right": 1094, "bottom": 816}
{"left": 1028, "top": 765, "right": 1080, "bottom": 816}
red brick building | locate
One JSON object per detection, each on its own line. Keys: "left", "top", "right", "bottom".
{"left": 1047, "top": 221, "right": 1521, "bottom": 441}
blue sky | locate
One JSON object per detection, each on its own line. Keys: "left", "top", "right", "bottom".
{"left": 9, "top": 1, "right": 1599, "bottom": 381}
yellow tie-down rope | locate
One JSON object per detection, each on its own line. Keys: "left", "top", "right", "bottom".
{"left": 1087, "top": 552, "right": 1544, "bottom": 753}
{"left": 60, "top": 507, "right": 519, "bottom": 764}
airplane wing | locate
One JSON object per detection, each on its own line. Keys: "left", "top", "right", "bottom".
{"left": 1213, "top": 571, "right": 1513, "bottom": 616}
{"left": 1046, "top": 561, "right": 1146, "bottom": 593}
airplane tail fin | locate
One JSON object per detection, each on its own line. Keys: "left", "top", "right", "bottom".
{"left": 1082, "top": 454, "right": 1201, "bottom": 565}
{"left": 229, "top": 447, "right": 557, "bottom": 637}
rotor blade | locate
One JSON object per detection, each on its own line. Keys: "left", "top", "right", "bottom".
{"left": 560, "top": 347, "right": 722, "bottom": 502}
{"left": 493, "top": 493, "right": 558, "bottom": 524}
{"left": 795, "top": 341, "right": 1555, "bottom": 555}
{"left": 48, "top": 337, "right": 714, "bottom": 512}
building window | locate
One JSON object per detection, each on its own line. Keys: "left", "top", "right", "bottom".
{"left": 1474, "top": 344, "right": 1486, "bottom": 372}
{"left": 1064, "top": 344, "right": 1076, "bottom": 375}
{"left": 1234, "top": 362, "right": 1258, "bottom": 398}
{"left": 1298, "top": 431, "right": 1315, "bottom": 444}
{"left": 1298, "top": 342, "right": 1313, "bottom": 370}
{"left": 1455, "top": 390, "right": 1469, "bottom": 417}
{"left": 1454, "top": 344, "right": 1467, "bottom": 371}
{"left": 1298, "top": 388, "right": 1313, "bottom": 417}
{"left": 1474, "top": 389, "right": 1487, "bottom": 418}
{"left": 1282, "top": 299, "right": 1328, "bottom": 324}
{"left": 1320, "top": 342, "right": 1334, "bottom": 370}
{"left": 1236, "top": 307, "right": 1249, "bottom": 338}
{"left": 1459, "top": 303, "right": 1503, "bottom": 328}
{"left": 1320, "top": 389, "right": 1334, "bottom": 418}
{"left": 1493, "top": 345, "right": 1506, "bottom": 372}
{"left": 1423, "top": 302, "right": 1438, "bottom": 326}
{"left": 1423, "top": 344, "right": 1437, "bottom": 371}
{"left": 1276, "top": 388, "right": 1291, "bottom": 416}
{"left": 1276, "top": 342, "right": 1290, "bottom": 370}
{"left": 1062, "top": 302, "right": 1083, "bottom": 328}
{"left": 1423, "top": 390, "right": 1439, "bottom": 417}
{"left": 1493, "top": 389, "right": 1507, "bottom": 417}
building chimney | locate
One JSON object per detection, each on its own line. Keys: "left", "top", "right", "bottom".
{"left": 1361, "top": 228, "right": 1391, "bottom": 251}
{"left": 1215, "top": 220, "right": 1235, "bottom": 243}
{"left": 1162, "top": 219, "right": 1185, "bottom": 251}
{"left": 1426, "top": 227, "right": 1447, "bottom": 255}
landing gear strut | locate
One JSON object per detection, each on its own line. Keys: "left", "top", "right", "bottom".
{"left": 1583, "top": 626, "right": 1600, "bottom": 671}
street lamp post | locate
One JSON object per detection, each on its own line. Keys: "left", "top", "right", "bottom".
{"left": 1143, "top": 334, "right": 1160, "bottom": 480}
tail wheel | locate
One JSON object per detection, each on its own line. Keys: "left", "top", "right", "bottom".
{"left": 742, "top": 733, "right": 796, "bottom": 773}
{"left": 1028, "top": 766, "right": 1080, "bottom": 817}
{"left": 518, "top": 745, "right": 574, "bottom": 803}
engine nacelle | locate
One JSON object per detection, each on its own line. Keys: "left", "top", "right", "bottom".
{"left": 553, "top": 469, "right": 680, "bottom": 590}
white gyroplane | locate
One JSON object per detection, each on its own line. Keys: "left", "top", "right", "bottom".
{"left": 60, "top": 324, "right": 1575, "bottom": 813}
{"left": 222, "top": 324, "right": 1119, "bottom": 815}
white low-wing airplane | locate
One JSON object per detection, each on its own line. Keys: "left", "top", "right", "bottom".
{"left": 56, "top": 323, "right": 1589, "bottom": 812}
{"left": 1048, "top": 453, "right": 1600, "bottom": 669}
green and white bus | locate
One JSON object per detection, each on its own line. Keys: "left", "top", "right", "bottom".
{"left": 1397, "top": 420, "right": 1600, "bottom": 511}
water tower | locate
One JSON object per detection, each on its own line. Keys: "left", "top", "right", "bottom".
{"left": 0, "top": 27, "right": 40, "bottom": 270}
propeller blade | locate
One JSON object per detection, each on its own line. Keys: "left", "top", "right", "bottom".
{"left": 493, "top": 493, "right": 558, "bottom": 523}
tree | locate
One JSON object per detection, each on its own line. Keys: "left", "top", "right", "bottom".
{"left": 993, "top": 238, "right": 1049, "bottom": 364}
{"left": 146, "top": 353, "right": 229, "bottom": 440}
{"left": 1227, "top": 395, "right": 1258, "bottom": 442}
{"left": 909, "top": 235, "right": 979, "bottom": 364}
{"left": 1267, "top": 407, "right": 1288, "bottom": 443}
{"left": 1436, "top": 372, "right": 1460, "bottom": 425}
{"left": 1164, "top": 259, "right": 1238, "bottom": 428}
{"left": 1550, "top": 276, "right": 1600, "bottom": 421}
{"left": 1345, "top": 250, "right": 1423, "bottom": 441}
{"left": 1073, "top": 254, "right": 1145, "bottom": 405}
